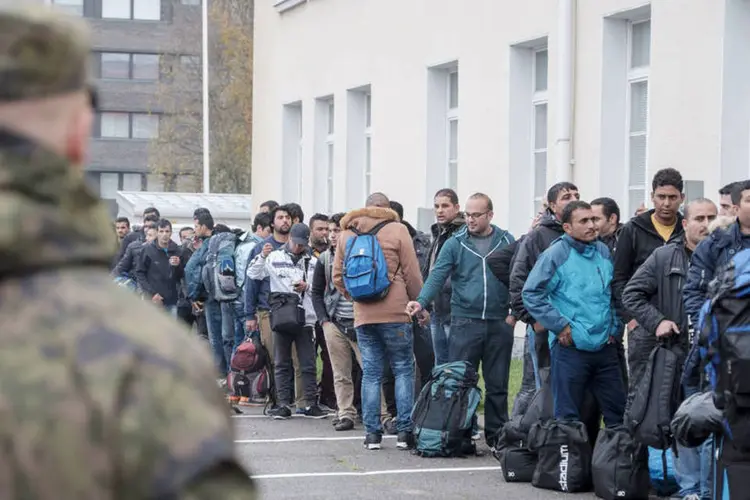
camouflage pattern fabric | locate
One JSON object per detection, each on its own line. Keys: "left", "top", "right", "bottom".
{"left": 0, "top": 6, "right": 255, "bottom": 499}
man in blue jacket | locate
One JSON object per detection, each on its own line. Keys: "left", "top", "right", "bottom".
{"left": 406, "top": 193, "right": 515, "bottom": 448}
{"left": 522, "top": 200, "right": 624, "bottom": 427}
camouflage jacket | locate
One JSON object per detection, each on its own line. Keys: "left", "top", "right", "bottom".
{"left": 0, "top": 128, "right": 255, "bottom": 499}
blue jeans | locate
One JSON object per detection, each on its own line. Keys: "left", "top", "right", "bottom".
{"left": 526, "top": 324, "right": 542, "bottom": 389}
{"left": 676, "top": 444, "right": 702, "bottom": 497}
{"left": 356, "top": 322, "right": 415, "bottom": 435}
{"left": 430, "top": 314, "right": 451, "bottom": 365}
{"left": 205, "top": 299, "right": 235, "bottom": 377}
{"left": 551, "top": 342, "right": 625, "bottom": 427}
{"left": 232, "top": 298, "right": 247, "bottom": 355}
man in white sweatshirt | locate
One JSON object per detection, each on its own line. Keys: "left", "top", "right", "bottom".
{"left": 247, "top": 223, "right": 327, "bottom": 419}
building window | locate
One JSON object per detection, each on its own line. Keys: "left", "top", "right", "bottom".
{"left": 326, "top": 100, "right": 335, "bottom": 213}
{"left": 532, "top": 49, "right": 549, "bottom": 214}
{"left": 314, "top": 97, "right": 334, "bottom": 213}
{"left": 627, "top": 20, "right": 651, "bottom": 215}
{"left": 51, "top": 0, "right": 84, "bottom": 16}
{"left": 122, "top": 173, "right": 143, "bottom": 191}
{"left": 447, "top": 70, "right": 459, "bottom": 191}
{"left": 181, "top": 0, "right": 201, "bottom": 4}
{"left": 365, "top": 92, "right": 372, "bottom": 197}
{"left": 99, "top": 173, "right": 120, "bottom": 199}
{"left": 102, "top": 0, "right": 161, "bottom": 21}
{"left": 282, "top": 103, "right": 303, "bottom": 203}
{"left": 100, "top": 112, "right": 159, "bottom": 139}
{"left": 89, "top": 172, "right": 144, "bottom": 200}
{"left": 100, "top": 52, "right": 159, "bottom": 81}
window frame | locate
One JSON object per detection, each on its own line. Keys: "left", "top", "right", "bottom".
{"left": 325, "top": 99, "right": 335, "bottom": 213}
{"left": 50, "top": 0, "right": 84, "bottom": 16}
{"left": 625, "top": 19, "right": 651, "bottom": 216}
{"left": 364, "top": 92, "right": 372, "bottom": 198}
{"left": 100, "top": 52, "right": 160, "bottom": 81}
{"left": 99, "top": 112, "right": 160, "bottom": 140}
{"left": 101, "top": 0, "right": 162, "bottom": 21}
{"left": 531, "top": 48, "right": 550, "bottom": 214}
{"left": 446, "top": 69, "right": 459, "bottom": 191}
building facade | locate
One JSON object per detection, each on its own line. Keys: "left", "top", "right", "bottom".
{"left": 251, "top": 0, "right": 750, "bottom": 236}
{"left": 48, "top": 0, "right": 203, "bottom": 216}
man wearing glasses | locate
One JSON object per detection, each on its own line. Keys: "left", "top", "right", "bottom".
{"left": 407, "top": 193, "right": 515, "bottom": 450}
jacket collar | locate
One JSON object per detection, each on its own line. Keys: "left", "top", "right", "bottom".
{"left": 0, "top": 128, "right": 116, "bottom": 278}
{"left": 340, "top": 207, "right": 400, "bottom": 231}
{"left": 431, "top": 214, "right": 466, "bottom": 238}
{"left": 560, "top": 234, "right": 599, "bottom": 256}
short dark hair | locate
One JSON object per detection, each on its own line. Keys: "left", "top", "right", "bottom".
{"left": 157, "top": 218, "right": 172, "bottom": 231}
{"left": 194, "top": 211, "right": 214, "bottom": 230}
{"left": 260, "top": 200, "right": 279, "bottom": 211}
{"left": 252, "top": 212, "right": 272, "bottom": 232}
{"left": 115, "top": 217, "right": 130, "bottom": 227}
{"left": 389, "top": 201, "right": 404, "bottom": 221}
{"left": 330, "top": 212, "right": 345, "bottom": 227}
{"left": 271, "top": 204, "right": 292, "bottom": 224}
{"left": 720, "top": 182, "right": 739, "bottom": 196}
{"left": 143, "top": 213, "right": 159, "bottom": 224}
{"left": 286, "top": 202, "right": 304, "bottom": 223}
{"left": 193, "top": 207, "right": 211, "bottom": 219}
{"left": 651, "top": 168, "right": 684, "bottom": 193}
{"left": 547, "top": 182, "right": 579, "bottom": 205}
{"left": 309, "top": 213, "right": 330, "bottom": 227}
{"left": 143, "top": 207, "right": 160, "bottom": 218}
{"left": 468, "top": 193, "right": 493, "bottom": 212}
{"left": 590, "top": 197, "right": 621, "bottom": 225}
{"left": 561, "top": 200, "right": 592, "bottom": 225}
{"left": 214, "top": 223, "right": 231, "bottom": 234}
{"left": 143, "top": 221, "right": 157, "bottom": 230}
{"left": 731, "top": 180, "right": 750, "bottom": 205}
{"left": 434, "top": 188, "right": 459, "bottom": 205}
{"left": 179, "top": 226, "right": 193, "bottom": 237}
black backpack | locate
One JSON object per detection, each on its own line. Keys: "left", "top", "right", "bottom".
{"left": 528, "top": 420, "right": 592, "bottom": 493}
{"left": 591, "top": 426, "right": 650, "bottom": 500}
{"left": 626, "top": 340, "right": 685, "bottom": 450}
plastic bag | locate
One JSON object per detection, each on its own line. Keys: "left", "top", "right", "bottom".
{"left": 671, "top": 392, "right": 723, "bottom": 448}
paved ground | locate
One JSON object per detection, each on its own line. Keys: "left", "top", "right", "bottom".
{"left": 233, "top": 405, "right": 598, "bottom": 500}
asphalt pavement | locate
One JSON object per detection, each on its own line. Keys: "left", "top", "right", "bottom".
{"left": 232, "top": 405, "right": 599, "bottom": 500}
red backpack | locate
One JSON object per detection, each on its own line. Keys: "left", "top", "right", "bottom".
{"left": 230, "top": 336, "right": 267, "bottom": 373}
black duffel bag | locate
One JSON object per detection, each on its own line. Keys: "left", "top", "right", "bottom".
{"left": 501, "top": 445, "right": 537, "bottom": 483}
{"left": 528, "top": 420, "right": 592, "bottom": 493}
{"left": 591, "top": 426, "right": 649, "bottom": 500}
{"left": 268, "top": 292, "right": 305, "bottom": 334}
{"left": 671, "top": 392, "right": 723, "bottom": 448}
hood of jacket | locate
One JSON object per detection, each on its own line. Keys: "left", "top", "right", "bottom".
{"left": 0, "top": 129, "right": 116, "bottom": 278}
{"left": 403, "top": 220, "right": 418, "bottom": 239}
{"left": 631, "top": 208, "right": 684, "bottom": 238}
{"left": 341, "top": 207, "right": 400, "bottom": 233}
{"left": 538, "top": 211, "right": 564, "bottom": 232}
{"left": 431, "top": 214, "right": 466, "bottom": 238}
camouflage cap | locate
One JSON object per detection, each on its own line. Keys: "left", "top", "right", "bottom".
{"left": 0, "top": 6, "right": 91, "bottom": 102}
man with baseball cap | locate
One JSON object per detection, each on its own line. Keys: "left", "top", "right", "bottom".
{"left": 0, "top": 5, "right": 254, "bottom": 498}
{"left": 247, "top": 222, "right": 328, "bottom": 419}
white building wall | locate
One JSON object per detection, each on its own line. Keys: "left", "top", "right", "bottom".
{"left": 253, "top": 0, "right": 746, "bottom": 237}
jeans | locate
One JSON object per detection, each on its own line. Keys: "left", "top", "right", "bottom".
{"left": 449, "top": 316, "right": 514, "bottom": 447}
{"left": 676, "top": 443, "right": 702, "bottom": 497}
{"left": 274, "top": 326, "right": 318, "bottom": 407}
{"left": 551, "top": 342, "right": 625, "bottom": 427}
{"left": 430, "top": 314, "right": 451, "bottom": 366}
{"left": 700, "top": 436, "right": 713, "bottom": 499}
{"left": 232, "top": 298, "right": 247, "bottom": 355}
{"left": 356, "top": 322, "right": 415, "bottom": 435}
{"left": 204, "top": 299, "right": 235, "bottom": 377}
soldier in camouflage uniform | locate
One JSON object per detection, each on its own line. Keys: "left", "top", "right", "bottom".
{"left": 0, "top": 6, "right": 255, "bottom": 499}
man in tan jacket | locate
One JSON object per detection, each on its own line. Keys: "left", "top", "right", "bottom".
{"left": 333, "top": 193, "right": 425, "bottom": 451}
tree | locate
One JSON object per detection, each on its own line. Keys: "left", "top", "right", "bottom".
{"left": 148, "top": 0, "right": 253, "bottom": 194}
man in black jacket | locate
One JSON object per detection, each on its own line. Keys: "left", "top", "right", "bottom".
{"left": 423, "top": 188, "right": 465, "bottom": 365}
{"left": 621, "top": 198, "right": 716, "bottom": 498}
{"left": 612, "top": 168, "right": 685, "bottom": 395}
{"left": 136, "top": 219, "right": 186, "bottom": 315}
{"left": 113, "top": 219, "right": 157, "bottom": 279}
{"left": 591, "top": 197, "right": 623, "bottom": 254}
{"left": 115, "top": 207, "right": 160, "bottom": 264}
{"left": 509, "top": 182, "right": 579, "bottom": 389}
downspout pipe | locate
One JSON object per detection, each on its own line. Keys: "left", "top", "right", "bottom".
{"left": 555, "top": 0, "right": 575, "bottom": 182}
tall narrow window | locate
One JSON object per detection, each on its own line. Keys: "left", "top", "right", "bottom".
{"left": 364, "top": 92, "right": 372, "bottom": 197}
{"left": 282, "top": 103, "right": 303, "bottom": 203}
{"left": 325, "top": 100, "right": 335, "bottom": 212}
{"left": 447, "top": 70, "right": 459, "bottom": 190}
{"left": 532, "top": 49, "right": 549, "bottom": 213}
{"left": 627, "top": 20, "right": 651, "bottom": 215}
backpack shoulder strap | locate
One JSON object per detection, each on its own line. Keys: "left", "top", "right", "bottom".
{"left": 366, "top": 220, "right": 395, "bottom": 236}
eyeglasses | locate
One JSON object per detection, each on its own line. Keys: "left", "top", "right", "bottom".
{"left": 465, "top": 211, "right": 489, "bottom": 220}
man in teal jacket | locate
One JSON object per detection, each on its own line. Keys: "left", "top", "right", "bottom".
{"left": 407, "top": 193, "right": 515, "bottom": 448}
{"left": 522, "top": 200, "right": 624, "bottom": 427}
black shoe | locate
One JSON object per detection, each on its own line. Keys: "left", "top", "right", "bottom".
{"left": 301, "top": 405, "right": 329, "bottom": 419}
{"left": 363, "top": 433, "right": 382, "bottom": 450}
{"left": 334, "top": 417, "right": 355, "bottom": 431}
{"left": 397, "top": 431, "right": 415, "bottom": 450}
{"left": 268, "top": 405, "right": 292, "bottom": 420}
{"left": 383, "top": 418, "right": 398, "bottom": 435}
{"left": 331, "top": 416, "right": 340, "bottom": 426}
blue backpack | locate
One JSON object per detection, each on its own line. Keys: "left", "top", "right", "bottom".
{"left": 342, "top": 220, "right": 395, "bottom": 302}
{"left": 412, "top": 361, "right": 482, "bottom": 457}
{"left": 201, "top": 232, "right": 239, "bottom": 302}
{"left": 698, "top": 248, "right": 750, "bottom": 445}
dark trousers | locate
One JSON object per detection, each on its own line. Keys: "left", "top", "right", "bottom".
{"left": 551, "top": 342, "right": 625, "bottom": 427}
{"left": 195, "top": 311, "right": 209, "bottom": 342}
{"left": 511, "top": 335, "right": 537, "bottom": 418}
{"left": 315, "top": 323, "right": 337, "bottom": 408}
{"left": 383, "top": 320, "right": 434, "bottom": 416}
{"left": 535, "top": 329, "right": 551, "bottom": 371}
{"left": 177, "top": 305, "right": 195, "bottom": 329}
{"left": 449, "top": 316, "right": 514, "bottom": 447}
{"left": 274, "top": 326, "right": 317, "bottom": 407}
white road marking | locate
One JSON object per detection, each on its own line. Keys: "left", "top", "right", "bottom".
{"left": 235, "top": 435, "right": 397, "bottom": 444}
{"left": 251, "top": 466, "right": 502, "bottom": 479}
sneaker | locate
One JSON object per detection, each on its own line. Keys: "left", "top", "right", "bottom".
{"left": 331, "top": 416, "right": 340, "bottom": 426}
{"left": 318, "top": 402, "right": 337, "bottom": 414}
{"left": 334, "top": 417, "right": 355, "bottom": 431}
{"left": 363, "top": 433, "right": 382, "bottom": 450}
{"left": 301, "top": 405, "right": 329, "bottom": 419}
{"left": 682, "top": 495, "right": 701, "bottom": 500}
{"left": 471, "top": 431, "right": 482, "bottom": 441}
{"left": 397, "top": 431, "right": 415, "bottom": 450}
{"left": 295, "top": 407, "right": 306, "bottom": 415}
{"left": 267, "top": 405, "right": 292, "bottom": 420}
{"left": 383, "top": 418, "right": 398, "bottom": 435}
